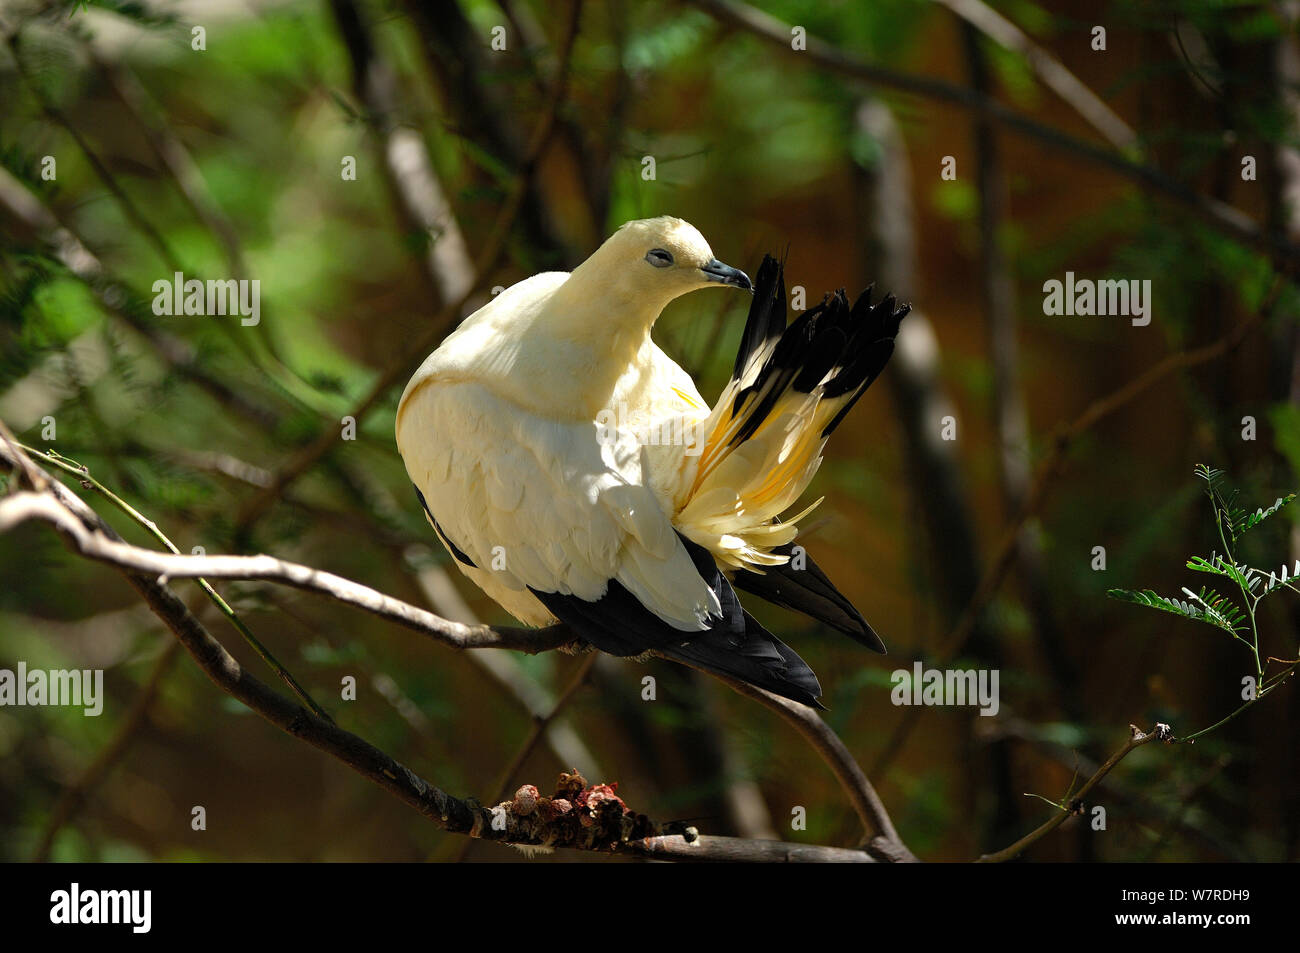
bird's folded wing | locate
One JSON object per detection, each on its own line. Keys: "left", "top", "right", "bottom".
{"left": 397, "top": 379, "right": 721, "bottom": 632}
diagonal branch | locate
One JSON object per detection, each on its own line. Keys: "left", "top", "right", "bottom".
{"left": 684, "top": 0, "right": 1300, "bottom": 272}
{"left": 674, "top": 662, "right": 916, "bottom": 862}
{"left": 0, "top": 487, "right": 572, "bottom": 655}
{"left": 1, "top": 441, "right": 889, "bottom": 861}
{"left": 933, "top": 0, "right": 1137, "bottom": 151}
{"left": 977, "top": 723, "right": 1174, "bottom": 862}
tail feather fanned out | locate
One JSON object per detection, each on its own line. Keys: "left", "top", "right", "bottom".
{"left": 674, "top": 254, "right": 908, "bottom": 652}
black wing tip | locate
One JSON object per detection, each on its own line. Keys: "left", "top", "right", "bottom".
{"left": 857, "top": 623, "right": 888, "bottom": 655}
{"left": 661, "top": 633, "right": 826, "bottom": 708}
{"left": 730, "top": 545, "right": 888, "bottom": 655}
{"left": 529, "top": 535, "right": 828, "bottom": 706}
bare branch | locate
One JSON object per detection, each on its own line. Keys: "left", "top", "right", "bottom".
{"left": 329, "top": 0, "right": 478, "bottom": 306}
{"left": 0, "top": 488, "right": 570, "bottom": 655}
{"left": 684, "top": 0, "right": 1300, "bottom": 271}
{"left": 630, "top": 834, "right": 878, "bottom": 863}
{"left": 977, "top": 723, "right": 1174, "bottom": 862}
{"left": 934, "top": 0, "right": 1137, "bottom": 151}
{"left": 675, "top": 661, "right": 916, "bottom": 862}
{"left": 411, "top": 561, "right": 605, "bottom": 776}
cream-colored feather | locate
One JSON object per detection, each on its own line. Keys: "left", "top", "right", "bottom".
{"left": 397, "top": 217, "right": 832, "bottom": 629}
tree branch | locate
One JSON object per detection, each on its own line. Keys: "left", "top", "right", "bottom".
{"left": 934, "top": 0, "right": 1137, "bottom": 151}
{"left": 684, "top": 0, "right": 1300, "bottom": 272}
{"left": 976, "top": 723, "right": 1175, "bottom": 862}
{"left": 1, "top": 442, "right": 890, "bottom": 861}
{"left": 0, "top": 487, "right": 571, "bottom": 655}
{"left": 674, "top": 662, "right": 916, "bottom": 862}
{"left": 630, "top": 834, "right": 878, "bottom": 862}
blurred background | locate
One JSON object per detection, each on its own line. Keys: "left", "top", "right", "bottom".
{"left": 1, "top": 0, "right": 1298, "bottom": 862}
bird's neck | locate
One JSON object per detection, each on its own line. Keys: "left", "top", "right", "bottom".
{"left": 549, "top": 257, "right": 676, "bottom": 332}
{"left": 528, "top": 272, "right": 670, "bottom": 418}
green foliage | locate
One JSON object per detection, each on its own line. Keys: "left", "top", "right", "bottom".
{"left": 1106, "top": 585, "right": 1246, "bottom": 635}
{"left": 1235, "top": 494, "right": 1296, "bottom": 536}
{"left": 1109, "top": 466, "right": 1300, "bottom": 739}
{"left": 1194, "top": 463, "right": 1296, "bottom": 546}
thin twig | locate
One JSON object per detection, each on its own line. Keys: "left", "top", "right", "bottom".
{"left": 0, "top": 487, "right": 572, "bottom": 656}
{"left": 629, "top": 834, "right": 878, "bottom": 862}
{"left": 977, "top": 723, "right": 1173, "bottom": 862}
{"left": 934, "top": 0, "right": 1137, "bottom": 151}
{"left": 486, "top": 652, "right": 600, "bottom": 807}
{"left": 14, "top": 442, "right": 332, "bottom": 721}
{"left": 456, "top": 651, "right": 599, "bottom": 862}
{"left": 675, "top": 660, "right": 915, "bottom": 862}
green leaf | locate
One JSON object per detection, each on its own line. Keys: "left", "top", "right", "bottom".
{"left": 1194, "top": 464, "right": 1225, "bottom": 496}
{"left": 1106, "top": 587, "right": 1245, "bottom": 634}
{"left": 1235, "top": 494, "right": 1296, "bottom": 536}
{"left": 1194, "top": 463, "right": 1248, "bottom": 545}
{"left": 1186, "top": 554, "right": 1253, "bottom": 591}
{"left": 1246, "top": 559, "right": 1300, "bottom": 596}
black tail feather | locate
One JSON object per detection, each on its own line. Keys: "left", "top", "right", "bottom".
{"left": 728, "top": 255, "right": 910, "bottom": 445}
{"left": 530, "top": 534, "right": 826, "bottom": 707}
{"left": 731, "top": 542, "right": 886, "bottom": 654}
{"left": 521, "top": 256, "right": 907, "bottom": 706}
{"left": 718, "top": 254, "right": 905, "bottom": 654}
{"left": 658, "top": 612, "right": 825, "bottom": 709}
{"left": 731, "top": 254, "right": 787, "bottom": 381}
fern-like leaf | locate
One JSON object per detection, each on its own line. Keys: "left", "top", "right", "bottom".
{"left": 1235, "top": 494, "right": 1296, "bottom": 536}
{"left": 1106, "top": 587, "right": 1245, "bottom": 635}
{"left": 1247, "top": 560, "right": 1300, "bottom": 596}
{"left": 1195, "top": 464, "right": 1245, "bottom": 543}
{"left": 1194, "top": 465, "right": 1225, "bottom": 495}
{"left": 1181, "top": 586, "right": 1247, "bottom": 632}
{"left": 1186, "top": 553, "right": 1254, "bottom": 591}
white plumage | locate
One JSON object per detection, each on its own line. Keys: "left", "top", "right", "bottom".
{"left": 396, "top": 216, "right": 908, "bottom": 705}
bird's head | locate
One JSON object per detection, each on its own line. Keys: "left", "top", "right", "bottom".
{"left": 583, "top": 217, "right": 752, "bottom": 309}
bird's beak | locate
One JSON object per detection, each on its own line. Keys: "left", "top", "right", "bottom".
{"left": 700, "top": 258, "right": 753, "bottom": 292}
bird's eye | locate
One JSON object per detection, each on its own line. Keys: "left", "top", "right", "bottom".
{"left": 645, "top": 248, "right": 674, "bottom": 268}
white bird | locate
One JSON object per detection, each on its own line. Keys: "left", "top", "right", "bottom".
{"left": 396, "top": 216, "right": 908, "bottom": 706}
